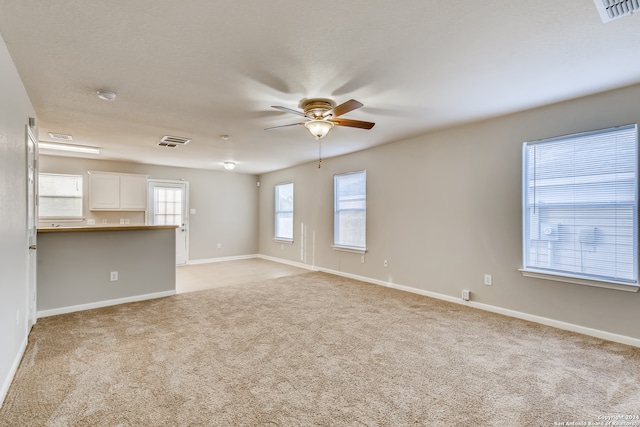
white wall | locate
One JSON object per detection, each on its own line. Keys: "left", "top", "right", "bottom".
{"left": 258, "top": 83, "right": 640, "bottom": 342}
{"left": 0, "top": 34, "right": 36, "bottom": 404}
{"left": 39, "top": 156, "right": 259, "bottom": 261}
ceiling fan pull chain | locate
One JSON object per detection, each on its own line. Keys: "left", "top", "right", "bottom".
{"left": 318, "top": 140, "right": 322, "bottom": 169}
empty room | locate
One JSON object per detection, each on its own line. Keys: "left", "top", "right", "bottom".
{"left": 1, "top": 1, "right": 640, "bottom": 425}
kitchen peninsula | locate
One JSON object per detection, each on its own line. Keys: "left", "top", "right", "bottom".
{"left": 37, "top": 225, "right": 177, "bottom": 317}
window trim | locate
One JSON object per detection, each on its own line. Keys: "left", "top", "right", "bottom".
{"left": 521, "top": 124, "right": 639, "bottom": 290}
{"left": 38, "top": 172, "right": 84, "bottom": 220}
{"left": 519, "top": 269, "right": 639, "bottom": 293}
{"left": 333, "top": 170, "right": 367, "bottom": 252}
{"left": 274, "top": 181, "right": 294, "bottom": 242}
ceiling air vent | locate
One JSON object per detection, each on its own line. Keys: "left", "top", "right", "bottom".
{"left": 158, "top": 135, "right": 191, "bottom": 148}
{"left": 593, "top": 0, "right": 639, "bottom": 22}
{"left": 48, "top": 132, "right": 73, "bottom": 141}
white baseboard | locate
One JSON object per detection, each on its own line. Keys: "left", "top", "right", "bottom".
{"left": 36, "top": 290, "right": 176, "bottom": 318}
{"left": 259, "top": 255, "right": 640, "bottom": 349}
{"left": 187, "top": 254, "right": 259, "bottom": 265}
{"left": 257, "top": 254, "right": 318, "bottom": 271}
{"left": 0, "top": 334, "right": 27, "bottom": 408}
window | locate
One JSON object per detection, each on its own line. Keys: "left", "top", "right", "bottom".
{"left": 274, "top": 182, "right": 293, "bottom": 241}
{"left": 152, "top": 186, "right": 183, "bottom": 226}
{"left": 334, "top": 170, "right": 366, "bottom": 251}
{"left": 38, "top": 173, "right": 83, "bottom": 218}
{"left": 522, "top": 124, "right": 638, "bottom": 288}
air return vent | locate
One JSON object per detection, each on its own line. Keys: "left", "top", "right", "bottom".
{"left": 48, "top": 132, "right": 73, "bottom": 141}
{"left": 158, "top": 135, "right": 191, "bottom": 147}
{"left": 593, "top": 0, "right": 639, "bottom": 22}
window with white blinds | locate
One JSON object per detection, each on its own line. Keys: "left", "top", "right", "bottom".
{"left": 38, "top": 173, "right": 83, "bottom": 218}
{"left": 274, "top": 182, "right": 293, "bottom": 241}
{"left": 522, "top": 124, "right": 638, "bottom": 287}
{"left": 334, "top": 170, "right": 366, "bottom": 251}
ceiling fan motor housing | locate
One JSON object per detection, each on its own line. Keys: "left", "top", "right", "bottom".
{"left": 301, "top": 98, "right": 335, "bottom": 119}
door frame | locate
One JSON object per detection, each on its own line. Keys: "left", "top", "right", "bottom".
{"left": 147, "top": 179, "right": 189, "bottom": 265}
{"left": 25, "top": 124, "right": 38, "bottom": 328}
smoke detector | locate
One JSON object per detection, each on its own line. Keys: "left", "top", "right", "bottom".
{"left": 97, "top": 90, "right": 117, "bottom": 101}
{"left": 593, "top": 0, "right": 639, "bottom": 22}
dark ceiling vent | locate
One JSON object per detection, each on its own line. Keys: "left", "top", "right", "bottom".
{"left": 594, "top": 0, "right": 639, "bottom": 22}
{"left": 158, "top": 135, "right": 191, "bottom": 147}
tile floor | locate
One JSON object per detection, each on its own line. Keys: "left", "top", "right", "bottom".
{"left": 175, "top": 258, "right": 310, "bottom": 293}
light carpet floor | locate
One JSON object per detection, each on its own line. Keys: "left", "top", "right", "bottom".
{"left": 1, "top": 272, "right": 640, "bottom": 426}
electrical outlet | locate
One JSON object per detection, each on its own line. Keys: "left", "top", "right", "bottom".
{"left": 361, "top": 256, "right": 365, "bottom": 263}
{"left": 124, "top": 218, "right": 130, "bottom": 224}
{"left": 484, "top": 274, "right": 493, "bottom": 286}
{"left": 462, "top": 290, "right": 470, "bottom": 301}
{"left": 102, "top": 219, "right": 107, "bottom": 224}
{"left": 87, "top": 218, "right": 95, "bottom": 225}
{"left": 119, "top": 218, "right": 125, "bottom": 224}
{"left": 217, "top": 243, "right": 222, "bottom": 249}
{"left": 383, "top": 260, "right": 389, "bottom": 267}
{"left": 110, "top": 271, "right": 118, "bottom": 281}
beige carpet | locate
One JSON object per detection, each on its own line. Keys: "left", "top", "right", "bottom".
{"left": 2, "top": 272, "right": 640, "bottom": 426}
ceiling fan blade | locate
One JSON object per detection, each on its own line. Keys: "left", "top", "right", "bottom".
{"left": 264, "top": 122, "right": 305, "bottom": 130}
{"left": 331, "top": 118, "right": 375, "bottom": 130}
{"left": 326, "top": 99, "right": 363, "bottom": 118}
{"left": 271, "top": 105, "right": 307, "bottom": 117}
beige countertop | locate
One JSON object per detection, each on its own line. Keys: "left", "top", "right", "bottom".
{"left": 38, "top": 225, "right": 178, "bottom": 233}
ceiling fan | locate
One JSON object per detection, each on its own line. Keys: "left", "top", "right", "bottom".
{"left": 265, "top": 98, "right": 375, "bottom": 140}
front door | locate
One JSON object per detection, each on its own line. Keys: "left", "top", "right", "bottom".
{"left": 147, "top": 180, "right": 189, "bottom": 265}
{"left": 26, "top": 125, "right": 38, "bottom": 328}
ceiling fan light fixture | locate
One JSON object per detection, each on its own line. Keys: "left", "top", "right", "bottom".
{"left": 304, "top": 120, "right": 334, "bottom": 140}
{"left": 223, "top": 161, "right": 236, "bottom": 170}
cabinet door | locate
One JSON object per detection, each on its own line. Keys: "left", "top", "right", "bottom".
{"left": 120, "top": 174, "right": 147, "bottom": 210}
{"left": 89, "top": 173, "right": 120, "bottom": 209}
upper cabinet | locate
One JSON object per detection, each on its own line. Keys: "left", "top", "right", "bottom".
{"left": 88, "top": 171, "right": 148, "bottom": 211}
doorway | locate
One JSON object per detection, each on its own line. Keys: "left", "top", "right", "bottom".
{"left": 147, "top": 180, "right": 189, "bottom": 265}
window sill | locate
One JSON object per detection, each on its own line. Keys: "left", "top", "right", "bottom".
{"left": 519, "top": 269, "right": 639, "bottom": 293}
{"left": 331, "top": 245, "right": 367, "bottom": 254}
{"left": 273, "top": 238, "right": 293, "bottom": 244}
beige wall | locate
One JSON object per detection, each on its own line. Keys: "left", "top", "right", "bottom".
{"left": 37, "top": 228, "right": 176, "bottom": 313}
{"left": 258, "top": 83, "right": 640, "bottom": 341}
{"left": 39, "top": 156, "right": 259, "bottom": 261}
{"left": 0, "top": 34, "right": 36, "bottom": 403}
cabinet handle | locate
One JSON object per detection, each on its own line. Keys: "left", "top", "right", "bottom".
{"left": 29, "top": 245, "right": 37, "bottom": 250}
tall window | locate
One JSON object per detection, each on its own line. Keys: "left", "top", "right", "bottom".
{"left": 522, "top": 124, "right": 638, "bottom": 287}
{"left": 334, "top": 170, "right": 366, "bottom": 251}
{"left": 274, "top": 182, "right": 293, "bottom": 241}
{"left": 38, "top": 173, "right": 83, "bottom": 218}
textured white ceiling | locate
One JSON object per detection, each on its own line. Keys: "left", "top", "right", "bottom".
{"left": 0, "top": 1, "right": 639, "bottom": 174}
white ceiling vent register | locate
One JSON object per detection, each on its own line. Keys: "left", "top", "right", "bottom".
{"left": 47, "top": 132, "right": 73, "bottom": 141}
{"left": 594, "top": 0, "right": 639, "bottom": 22}
{"left": 158, "top": 135, "right": 191, "bottom": 148}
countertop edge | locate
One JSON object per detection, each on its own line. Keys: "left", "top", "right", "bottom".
{"left": 38, "top": 225, "right": 178, "bottom": 233}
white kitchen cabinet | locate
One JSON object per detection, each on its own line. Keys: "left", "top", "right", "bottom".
{"left": 88, "top": 171, "right": 148, "bottom": 211}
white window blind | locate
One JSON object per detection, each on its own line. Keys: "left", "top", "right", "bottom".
{"left": 334, "top": 170, "right": 366, "bottom": 250}
{"left": 522, "top": 124, "right": 638, "bottom": 286}
{"left": 274, "top": 182, "right": 293, "bottom": 241}
{"left": 38, "top": 173, "right": 83, "bottom": 218}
